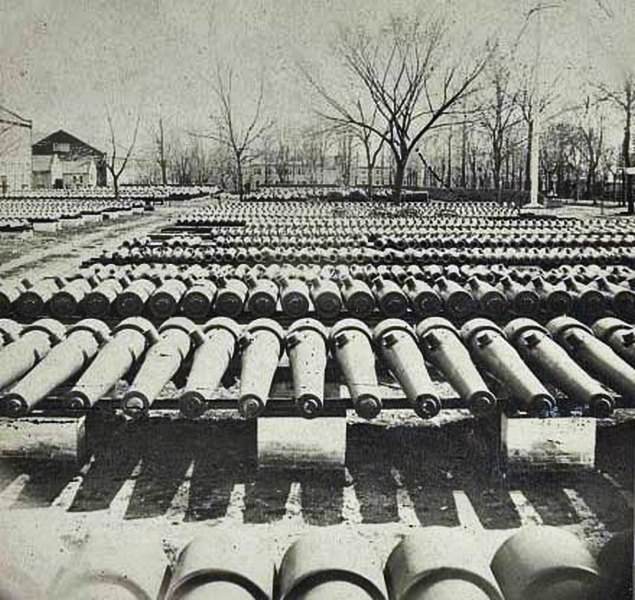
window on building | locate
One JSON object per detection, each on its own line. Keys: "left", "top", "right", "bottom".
{"left": 53, "top": 143, "right": 70, "bottom": 153}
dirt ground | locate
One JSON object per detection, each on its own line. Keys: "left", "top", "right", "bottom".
{"left": 0, "top": 200, "right": 632, "bottom": 594}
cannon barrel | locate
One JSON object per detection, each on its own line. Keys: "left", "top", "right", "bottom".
{"left": 386, "top": 527, "right": 503, "bottom": 600}
{"left": 1, "top": 319, "right": 109, "bottom": 417}
{"left": 417, "top": 317, "right": 496, "bottom": 416}
{"left": 330, "top": 319, "right": 382, "bottom": 419}
{"left": 461, "top": 318, "right": 555, "bottom": 416}
{"left": 374, "top": 319, "right": 440, "bottom": 419}
{"left": 0, "top": 319, "right": 66, "bottom": 393}
{"left": 592, "top": 317, "right": 635, "bottom": 367}
{"left": 547, "top": 315, "right": 635, "bottom": 403}
{"left": 49, "top": 279, "right": 92, "bottom": 319}
{"left": 166, "top": 533, "right": 274, "bottom": 600}
{"left": 372, "top": 277, "right": 409, "bottom": 318}
{"left": 491, "top": 526, "right": 600, "bottom": 600}
{"left": 286, "top": 318, "right": 329, "bottom": 418}
{"left": 310, "top": 278, "right": 343, "bottom": 320}
{"left": 0, "top": 319, "right": 22, "bottom": 348}
{"left": 238, "top": 318, "right": 284, "bottom": 419}
{"left": 214, "top": 278, "right": 247, "bottom": 318}
{"left": 148, "top": 278, "right": 188, "bottom": 319}
{"left": 80, "top": 278, "right": 124, "bottom": 318}
{"left": 65, "top": 317, "right": 157, "bottom": 409}
{"left": 180, "top": 279, "right": 217, "bottom": 320}
{"left": 245, "top": 275, "right": 279, "bottom": 317}
{"left": 114, "top": 278, "right": 156, "bottom": 317}
{"left": 277, "top": 276, "right": 311, "bottom": 319}
{"left": 179, "top": 317, "right": 241, "bottom": 418}
{"left": 279, "top": 531, "right": 388, "bottom": 600}
{"left": 403, "top": 276, "right": 443, "bottom": 318}
{"left": 340, "top": 277, "right": 375, "bottom": 318}
{"left": 504, "top": 318, "right": 614, "bottom": 417}
{"left": 122, "top": 317, "right": 202, "bottom": 418}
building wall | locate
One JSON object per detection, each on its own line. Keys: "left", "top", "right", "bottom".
{"left": 0, "top": 119, "right": 32, "bottom": 193}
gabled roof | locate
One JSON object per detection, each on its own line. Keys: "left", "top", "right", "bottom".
{"left": 33, "top": 129, "right": 104, "bottom": 156}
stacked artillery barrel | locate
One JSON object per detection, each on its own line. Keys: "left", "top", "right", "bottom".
{"left": 40, "top": 525, "right": 628, "bottom": 600}
{"left": 0, "top": 197, "right": 634, "bottom": 420}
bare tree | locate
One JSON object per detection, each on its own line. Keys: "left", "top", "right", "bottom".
{"left": 596, "top": 75, "right": 634, "bottom": 212}
{"left": 303, "top": 14, "right": 490, "bottom": 200}
{"left": 576, "top": 97, "right": 606, "bottom": 201}
{"left": 478, "top": 47, "right": 522, "bottom": 201}
{"left": 105, "top": 109, "right": 140, "bottom": 200}
{"left": 203, "top": 65, "right": 273, "bottom": 200}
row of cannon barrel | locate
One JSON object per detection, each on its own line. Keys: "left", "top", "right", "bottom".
{"left": 5, "top": 262, "right": 635, "bottom": 323}
{"left": 3, "top": 184, "right": 218, "bottom": 201}
{"left": 0, "top": 199, "right": 148, "bottom": 228}
{"left": 144, "top": 228, "right": 634, "bottom": 249}
{"left": 93, "top": 243, "right": 635, "bottom": 267}
{"left": 5, "top": 526, "right": 629, "bottom": 599}
{"left": 0, "top": 313, "right": 634, "bottom": 419}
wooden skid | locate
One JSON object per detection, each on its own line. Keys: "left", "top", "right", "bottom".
{"left": 0, "top": 416, "right": 86, "bottom": 463}
{"left": 502, "top": 414, "right": 596, "bottom": 472}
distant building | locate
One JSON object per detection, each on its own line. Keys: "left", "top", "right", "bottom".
{"left": 32, "top": 129, "right": 107, "bottom": 189}
{"left": 0, "top": 105, "right": 33, "bottom": 194}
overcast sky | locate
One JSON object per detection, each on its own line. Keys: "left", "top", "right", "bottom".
{"left": 1, "top": 0, "right": 632, "bottom": 161}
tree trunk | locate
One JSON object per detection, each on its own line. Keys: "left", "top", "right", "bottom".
{"left": 113, "top": 175, "right": 119, "bottom": 201}
{"left": 393, "top": 160, "right": 406, "bottom": 202}
{"left": 236, "top": 157, "right": 244, "bottom": 201}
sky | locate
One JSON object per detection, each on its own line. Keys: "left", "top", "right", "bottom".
{"left": 0, "top": 0, "right": 632, "bottom": 163}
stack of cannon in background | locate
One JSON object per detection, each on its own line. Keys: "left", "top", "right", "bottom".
{"left": 0, "top": 199, "right": 634, "bottom": 421}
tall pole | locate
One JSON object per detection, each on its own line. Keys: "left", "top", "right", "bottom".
{"left": 527, "top": 2, "right": 544, "bottom": 207}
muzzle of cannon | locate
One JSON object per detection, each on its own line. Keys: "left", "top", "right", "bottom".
{"left": 148, "top": 278, "right": 188, "bottom": 319}
{"left": 16, "top": 278, "right": 61, "bottom": 319}
{"left": 214, "top": 278, "right": 248, "bottom": 318}
{"left": 245, "top": 275, "right": 279, "bottom": 318}
{"left": 114, "top": 278, "right": 156, "bottom": 317}
{"left": 547, "top": 315, "right": 635, "bottom": 402}
{"left": 403, "top": 277, "right": 443, "bottom": 318}
{"left": 592, "top": 317, "right": 635, "bottom": 367}
{"left": 48, "top": 534, "right": 170, "bottom": 600}
{"left": 531, "top": 277, "right": 573, "bottom": 316}
{"left": 49, "top": 279, "right": 93, "bottom": 319}
{"left": 238, "top": 318, "right": 284, "bottom": 419}
{"left": 0, "top": 318, "right": 65, "bottom": 393}
{"left": 468, "top": 277, "right": 508, "bottom": 319}
{"left": 386, "top": 527, "right": 503, "bottom": 600}
{"left": 0, "top": 318, "right": 22, "bottom": 348}
{"left": 416, "top": 317, "right": 496, "bottom": 416}
{"left": 374, "top": 319, "right": 440, "bottom": 419}
{"left": 179, "top": 317, "right": 242, "bottom": 418}
{"left": 499, "top": 276, "right": 540, "bottom": 316}
{"left": 491, "top": 526, "right": 600, "bottom": 600}
{"left": 278, "top": 531, "right": 388, "bottom": 600}
{"left": 461, "top": 318, "right": 555, "bottom": 416}
{"left": 166, "top": 533, "right": 274, "bottom": 600}
{"left": 285, "top": 318, "right": 329, "bottom": 418}
{"left": 504, "top": 319, "right": 614, "bottom": 417}
{"left": 330, "top": 319, "right": 382, "bottom": 419}
{"left": 1, "top": 319, "right": 110, "bottom": 417}
{"left": 371, "top": 277, "right": 409, "bottom": 318}
{"left": 0, "top": 283, "right": 23, "bottom": 317}
{"left": 310, "top": 277, "right": 343, "bottom": 319}
{"left": 180, "top": 280, "right": 217, "bottom": 320}
{"left": 340, "top": 276, "right": 376, "bottom": 319}
{"left": 80, "top": 278, "right": 125, "bottom": 318}
{"left": 65, "top": 317, "right": 157, "bottom": 409}
{"left": 122, "top": 317, "right": 202, "bottom": 418}
{"left": 277, "top": 275, "right": 311, "bottom": 319}
{"left": 434, "top": 277, "right": 476, "bottom": 321}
